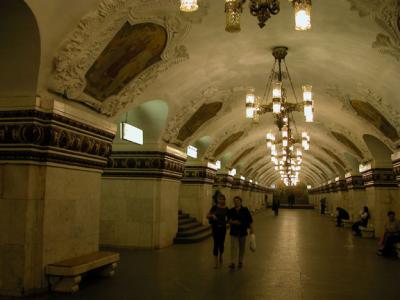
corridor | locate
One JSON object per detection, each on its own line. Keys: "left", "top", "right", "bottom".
{"left": 8, "top": 210, "right": 400, "bottom": 300}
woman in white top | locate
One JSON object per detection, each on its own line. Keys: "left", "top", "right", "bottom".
{"left": 352, "top": 206, "right": 370, "bottom": 236}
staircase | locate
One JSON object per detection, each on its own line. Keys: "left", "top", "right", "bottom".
{"left": 174, "top": 211, "right": 212, "bottom": 244}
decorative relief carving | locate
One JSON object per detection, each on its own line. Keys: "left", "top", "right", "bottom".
{"left": 214, "top": 173, "right": 234, "bottom": 187}
{"left": 345, "top": 175, "right": 365, "bottom": 189}
{"left": 361, "top": 168, "right": 398, "bottom": 187}
{"left": 182, "top": 165, "right": 216, "bottom": 184}
{"left": 348, "top": 0, "right": 400, "bottom": 61}
{"left": 104, "top": 151, "right": 186, "bottom": 179}
{"left": 49, "top": 0, "right": 204, "bottom": 117}
{"left": 0, "top": 110, "right": 114, "bottom": 169}
{"left": 162, "top": 86, "right": 246, "bottom": 145}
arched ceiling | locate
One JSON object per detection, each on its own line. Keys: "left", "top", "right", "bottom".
{"left": 24, "top": 0, "right": 400, "bottom": 186}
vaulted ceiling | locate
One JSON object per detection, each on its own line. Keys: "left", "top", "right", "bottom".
{"left": 11, "top": 0, "right": 400, "bottom": 186}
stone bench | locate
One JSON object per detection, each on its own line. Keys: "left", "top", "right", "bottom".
{"left": 342, "top": 220, "right": 353, "bottom": 228}
{"left": 46, "top": 251, "right": 120, "bottom": 293}
{"left": 360, "top": 226, "right": 375, "bottom": 239}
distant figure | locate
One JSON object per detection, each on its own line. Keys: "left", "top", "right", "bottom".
{"left": 320, "top": 197, "right": 327, "bottom": 214}
{"left": 207, "top": 192, "right": 229, "bottom": 268}
{"left": 335, "top": 207, "right": 350, "bottom": 227}
{"left": 264, "top": 194, "right": 268, "bottom": 209}
{"left": 228, "top": 196, "right": 254, "bottom": 269}
{"left": 272, "top": 197, "right": 280, "bottom": 216}
{"left": 377, "top": 211, "right": 400, "bottom": 257}
{"left": 288, "top": 193, "right": 295, "bottom": 208}
{"left": 352, "top": 206, "right": 370, "bottom": 236}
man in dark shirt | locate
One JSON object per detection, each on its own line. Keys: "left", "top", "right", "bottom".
{"left": 228, "top": 196, "right": 254, "bottom": 269}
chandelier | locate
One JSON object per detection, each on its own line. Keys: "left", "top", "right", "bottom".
{"left": 245, "top": 46, "right": 314, "bottom": 186}
{"left": 179, "top": 0, "right": 312, "bottom": 32}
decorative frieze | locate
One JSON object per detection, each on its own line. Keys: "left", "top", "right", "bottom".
{"left": 392, "top": 158, "right": 400, "bottom": 186}
{"left": 361, "top": 168, "right": 398, "bottom": 188}
{"left": 182, "top": 165, "right": 216, "bottom": 184}
{"left": 329, "top": 181, "right": 337, "bottom": 193}
{"left": 345, "top": 175, "right": 364, "bottom": 190}
{"left": 104, "top": 151, "right": 186, "bottom": 180}
{"left": 231, "top": 177, "right": 244, "bottom": 190}
{"left": 0, "top": 110, "right": 114, "bottom": 169}
{"left": 214, "top": 173, "right": 234, "bottom": 188}
{"left": 336, "top": 179, "right": 348, "bottom": 191}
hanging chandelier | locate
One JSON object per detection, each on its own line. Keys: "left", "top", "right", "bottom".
{"left": 179, "top": 0, "right": 312, "bottom": 32}
{"left": 245, "top": 46, "right": 314, "bottom": 186}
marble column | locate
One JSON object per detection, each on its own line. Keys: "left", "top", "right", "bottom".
{"left": 213, "top": 171, "right": 234, "bottom": 207}
{"left": 345, "top": 173, "right": 366, "bottom": 220}
{"left": 392, "top": 151, "right": 400, "bottom": 214}
{"left": 0, "top": 106, "right": 115, "bottom": 296}
{"left": 361, "top": 165, "right": 398, "bottom": 237}
{"left": 327, "top": 180, "right": 338, "bottom": 213}
{"left": 241, "top": 180, "right": 252, "bottom": 211}
{"left": 100, "top": 147, "right": 186, "bottom": 249}
{"left": 335, "top": 177, "right": 349, "bottom": 212}
{"left": 231, "top": 176, "right": 244, "bottom": 204}
{"left": 179, "top": 162, "right": 217, "bottom": 225}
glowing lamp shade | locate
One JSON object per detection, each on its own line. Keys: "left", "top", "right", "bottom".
{"left": 246, "top": 107, "right": 254, "bottom": 119}
{"left": 272, "top": 98, "right": 281, "bottom": 114}
{"left": 272, "top": 81, "right": 282, "bottom": 99}
{"left": 282, "top": 138, "right": 288, "bottom": 147}
{"left": 215, "top": 160, "right": 221, "bottom": 170}
{"left": 302, "top": 85, "right": 312, "bottom": 101}
{"left": 304, "top": 102, "right": 314, "bottom": 122}
{"left": 180, "top": 0, "right": 199, "bottom": 12}
{"left": 225, "top": 0, "right": 241, "bottom": 32}
{"left": 120, "top": 123, "right": 143, "bottom": 145}
{"left": 282, "top": 126, "right": 288, "bottom": 138}
{"left": 294, "top": 1, "right": 311, "bottom": 31}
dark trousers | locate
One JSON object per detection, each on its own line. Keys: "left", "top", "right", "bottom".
{"left": 212, "top": 226, "right": 227, "bottom": 256}
{"left": 273, "top": 207, "right": 279, "bottom": 216}
{"left": 381, "top": 233, "right": 400, "bottom": 256}
{"left": 320, "top": 204, "right": 326, "bottom": 215}
{"left": 352, "top": 220, "right": 367, "bottom": 235}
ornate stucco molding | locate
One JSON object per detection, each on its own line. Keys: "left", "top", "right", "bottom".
{"left": 162, "top": 86, "right": 246, "bottom": 145}
{"left": 0, "top": 110, "right": 114, "bottom": 169}
{"left": 361, "top": 168, "right": 398, "bottom": 188}
{"left": 326, "top": 85, "right": 400, "bottom": 147}
{"left": 48, "top": 0, "right": 209, "bottom": 117}
{"left": 182, "top": 165, "right": 216, "bottom": 184}
{"left": 103, "top": 151, "right": 186, "bottom": 179}
{"left": 348, "top": 0, "right": 400, "bottom": 61}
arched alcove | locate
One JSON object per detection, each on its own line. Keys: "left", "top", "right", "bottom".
{"left": 363, "top": 134, "right": 393, "bottom": 168}
{"left": 344, "top": 152, "right": 360, "bottom": 174}
{"left": 114, "top": 100, "right": 169, "bottom": 149}
{"left": 0, "top": 0, "right": 40, "bottom": 102}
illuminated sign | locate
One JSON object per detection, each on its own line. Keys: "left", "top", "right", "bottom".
{"left": 120, "top": 123, "right": 143, "bottom": 145}
{"left": 215, "top": 160, "right": 221, "bottom": 170}
{"left": 187, "top": 145, "right": 198, "bottom": 159}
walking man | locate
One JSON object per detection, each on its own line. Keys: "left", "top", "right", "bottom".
{"left": 228, "top": 196, "right": 254, "bottom": 269}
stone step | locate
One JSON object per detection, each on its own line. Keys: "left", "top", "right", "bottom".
{"left": 178, "top": 217, "right": 197, "bottom": 225}
{"left": 178, "top": 213, "right": 190, "bottom": 220}
{"left": 174, "top": 229, "right": 212, "bottom": 244}
{"left": 176, "top": 225, "right": 211, "bottom": 238}
{"left": 178, "top": 222, "right": 202, "bottom": 232}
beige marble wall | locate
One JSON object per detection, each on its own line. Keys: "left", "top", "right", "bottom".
{"left": 100, "top": 177, "right": 180, "bottom": 249}
{"left": 179, "top": 183, "right": 213, "bottom": 225}
{"left": 0, "top": 163, "right": 102, "bottom": 296}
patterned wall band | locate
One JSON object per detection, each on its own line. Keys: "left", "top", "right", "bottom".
{"left": 0, "top": 110, "right": 114, "bottom": 169}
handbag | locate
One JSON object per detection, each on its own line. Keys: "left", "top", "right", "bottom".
{"left": 249, "top": 233, "right": 256, "bottom": 252}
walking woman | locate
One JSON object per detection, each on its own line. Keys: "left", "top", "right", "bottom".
{"left": 207, "top": 192, "right": 229, "bottom": 268}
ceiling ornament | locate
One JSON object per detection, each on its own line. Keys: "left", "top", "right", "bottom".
{"left": 48, "top": 0, "right": 204, "bottom": 117}
{"left": 162, "top": 86, "right": 246, "bottom": 146}
{"left": 180, "top": 0, "right": 312, "bottom": 32}
{"left": 325, "top": 84, "right": 400, "bottom": 147}
{"left": 348, "top": 0, "right": 400, "bottom": 61}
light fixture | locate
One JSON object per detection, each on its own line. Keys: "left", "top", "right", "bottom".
{"left": 180, "top": 0, "right": 199, "bottom": 12}
{"left": 303, "top": 85, "right": 314, "bottom": 122}
{"left": 225, "top": 0, "right": 242, "bottom": 32}
{"left": 292, "top": 0, "right": 312, "bottom": 31}
{"left": 246, "top": 88, "right": 256, "bottom": 118}
{"left": 187, "top": 145, "right": 198, "bottom": 158}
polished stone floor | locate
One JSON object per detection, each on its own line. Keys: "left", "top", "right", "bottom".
{"left": 4, "top": 209, "right": 400, "bottom": 300}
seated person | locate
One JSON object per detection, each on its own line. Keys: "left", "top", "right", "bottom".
{"left": 335, "top": 207, "right": 349, "bottom": 227}
{"left": 352, "top": 206, "right": 370, "bottom": 236}
{"left": 377, "top": 211, "right": 400, "bottom": 257}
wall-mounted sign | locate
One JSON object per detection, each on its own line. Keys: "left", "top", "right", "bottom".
{"left": 120, "top": 123, "right": 143, "bottom": 145}
{"left": 215, "top": 160, "right": 221, "bottom": 170}
{"left": 187, "top": 145, "right": 198, "bottom": 159}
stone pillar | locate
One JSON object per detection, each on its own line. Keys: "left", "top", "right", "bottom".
{"left": 213, "top": 172, "right": 234, "bottom": 207}
{"left": 100, "top": 147, "right": 186, "bottom": 249}
{"left": 335, "top": 177, "right": 348, "bottom": 212}
{"left": 327, "top": 180, "right": 338, "bottom": 213}
{"left": 241, "top": 180, "right": 252, "bottom": 210}
{"left": 392, "top": 151, "right": 400, "bottom": 214}
{"left": 0, "top": 107, "right": 115, "bottom": 296}
{"left": 231, "top": 176, "right": 244, "bottom": 204}
{"left": 179, "top": 162, "right": 217, "bottom": 225}
{"left": 345, "top": 173, "right": 366, "bottom": 220}
{"left": 361, "top": 165, "right": 398, "bottom": 237}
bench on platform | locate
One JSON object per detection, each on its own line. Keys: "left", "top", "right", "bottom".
{"left": 46, "top": 251, "right": 120, "bottom": 293}
{"left": 343, "top": 220, "right": 353, "bottom": 228}
{"left": 360, "top": 226, "right": 375, "bottom": 239}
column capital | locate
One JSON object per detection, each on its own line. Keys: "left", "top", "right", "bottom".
{"left": 345, "top": 174, "right": 365, "bottom": 190}
{"left": 361, "top": 167, "right": 397, "bottom": 188}
{"left": 182, "top": 163, "right": 216, "bottom": 184}
{"left": 214, "top": 172, "right": 234, "bottom": 187}
{"left": 335, "top": 177, "right": 348, "bottom": 191}
{"left": 392, "top": 151, "right": 400, "bottom": 186}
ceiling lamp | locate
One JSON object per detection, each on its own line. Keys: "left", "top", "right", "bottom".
{"left": 180, "top": 0, "right": 199, "bottom": 12}
{"left": 291, "top": 0, "right": 312, "bottom": 31}
{"left": 243, "top": 46, "right": 315, "bottom": 187}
